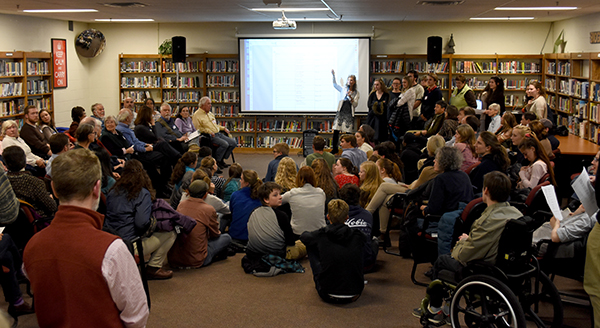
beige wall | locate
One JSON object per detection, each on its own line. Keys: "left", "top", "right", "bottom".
{"left": 552, "top": 12, "right": 600, "bottom": 53}
{"left": 6, "top": 12, "right": 596, "bottom": 126}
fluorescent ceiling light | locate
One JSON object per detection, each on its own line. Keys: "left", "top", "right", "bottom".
{"left": 288, "top": 17, "right": 338, "bottom": 21}
{"left": 23, "top": 9, "right": 98, "bottom": 13}
{"left": 470, "top": 17, "right": 534, "bottom": 20}
{"left": 95, "top": 18, "right": 154, "bottom": 22}
{"left": 495, "top": 6, "right": 578, "bottom": 11}
{"left": 252, "top": 8, "right": 329, "bottom": 12}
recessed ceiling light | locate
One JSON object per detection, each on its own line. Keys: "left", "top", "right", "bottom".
{"left": 23, "top": 9, "right": 98, "bottom": 13}
{"left": 470, "top": 17, "right": 534, "bottom": 20}
{"left": 95, "top": 18, "right": 154, "bottom": 22}
{"left": 251, "top": 8, "right": 329, "bottom": 12}
{"left": 495, "top": 7, "right": 577, "bottom": 11}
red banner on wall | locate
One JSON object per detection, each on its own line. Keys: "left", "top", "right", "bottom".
{"left": 51, "top": 38, "right": 67, "bottom": 88}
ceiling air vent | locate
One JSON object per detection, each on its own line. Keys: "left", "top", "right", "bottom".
{"left": 102, "top": 2, "right": 148, "bottom": 8}
{"left": 416, "top": 1, "right": 464, "bottom": 5}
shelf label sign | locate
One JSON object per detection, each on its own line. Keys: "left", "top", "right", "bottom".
{"left": 591, "top": 31, "right": 600, "bottom": 44}
{"left": 52, "top": 38, "right": 67, "bottom": 88}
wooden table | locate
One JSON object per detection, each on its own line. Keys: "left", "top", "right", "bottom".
{"left": 556, "top": 134, "right": 598, "bottom": 156}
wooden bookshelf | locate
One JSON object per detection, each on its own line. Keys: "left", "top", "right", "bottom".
{"left": 0, "top": 51, "right": 54, "bottom": 127}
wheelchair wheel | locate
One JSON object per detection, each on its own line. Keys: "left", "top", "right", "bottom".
{"left": 518, "top": 271, "right": 563, "bottom": 328}
{"left": 450, "top": 275, "right": 526, "bottom": 328}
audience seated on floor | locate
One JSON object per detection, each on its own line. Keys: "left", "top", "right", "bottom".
{"left": 306, "top": 135, "right": 336, "bottom": 169}
{"left": 24, "top": 149, "right": 149, "bottom": 327}
{"left": 265, "top": 142, "right": 292, "bottom": 182}
{"left": 301, "top": 199, "right": 366, "bottom": 304}
{"left": 222, "top": 163, "right": 242, "bottom": 202}
{"left": 340, "top": 184, "right": 378, "bottom": 271}
{"left": 333, "top": 157, "right": 359, "bottom": 189}
{"left": 282, "top": 166, "right": 327, "bottom": 236}
{"left": 358, "top": 161, "right": 383, "bottom": 208}
{"left": 496, "top": 111, "right": 517, "bottom": 148}
{"left": 3, "top": 146, "right": 57, "bottom": 220}
{"left": 246, "top": 182, "right": 306, "bottom": 260}
{"left": 274, "top": 156, "right": 297, "bottom": 193}
{"left": 169, "top": 180, "right": 231, "bottom": 269}
{"left": 311, "top": 158, "right": 340, "bottom": 210}
{"left": 200, "top": 156, "right": 226, "bottom": 197}
{"left": 414, "top": 171, "right": 520, "bottom": 325}
{"left": 340, "top": 134, "right": 368, "bottom": 170}
{"left": 181, "top": 169, "right": 231, "bottom": 229}
{"left": 104, "top": 159, "right": 177, "bottom": 280}
{"left": 229, "top": 170, "right": 263, "bottom": 246}
{"left": 170, "top": 152, "right": 198, "bottom": 208}
{"left": 529, "top": 120, "right": 554, "bottom": 158}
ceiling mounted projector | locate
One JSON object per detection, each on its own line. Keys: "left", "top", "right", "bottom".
{"left": 273, "top": 11, "right": 296, "bottom": 29}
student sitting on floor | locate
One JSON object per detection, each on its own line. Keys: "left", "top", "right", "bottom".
{"left": 246, "top": 182, "right": 306, "bottom": 260}
{"left": 301, "top": 199, "right": 366, "bottom": 304}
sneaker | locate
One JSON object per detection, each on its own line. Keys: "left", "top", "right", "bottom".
{"left": 412, "top": 307, "right": 423, "bottom": 318}
{"left": 425, "top": 307, "right": 446, "bottom": 324}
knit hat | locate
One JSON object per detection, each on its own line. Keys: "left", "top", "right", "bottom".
{"left": 540, "top": 118, "right": 553, "bottom": 129}
{"left": 188, "top": 180, "right": 209, "bottom": 198}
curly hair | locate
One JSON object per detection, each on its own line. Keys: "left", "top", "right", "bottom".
{"left": 311, "top": 158, "right": 339, "bottom": 199}
{"left": 359, "top": 161, "right": 383, "bottom": 207}
{"left": 170, "top": 152, "right": 198, "bottom": 185}
{"left": 111, "top": 159, "right": 154, "bottom": 201}
{"left": 435, "top": 146, "right": 464, "bottom": 172}
{"left": 274, "top": 157, "right": 297, "bottom": 191}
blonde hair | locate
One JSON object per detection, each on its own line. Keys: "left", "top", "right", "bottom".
{"left": 1, "top": 120, "right": 17, "bottom": 136}
{"left": 359, "top": 161, "right": 383, "bottom": 207}
{"left": 274, "top": 157, "right": 297, "bottom": 191}
{"left": 456, "top": 124, "right": 476, "bottom": 154}
{"left": 327, "top": 199, "right": 349, "bottom": 224}
{"left": 427, "top": 135, "right": 446, "bottom": 156}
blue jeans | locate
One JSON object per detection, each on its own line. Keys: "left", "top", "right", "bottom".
{"left": 203, "top": 233, "right": 232, "bottom": 266}
{"left": 212, "top": 133, "right": 237, "bottom": 162}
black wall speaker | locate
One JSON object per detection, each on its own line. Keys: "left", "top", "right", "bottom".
{"left": 172, "top": 36, "right": 186, "bottom": 63}
{"left": 427, "top": 36, "right": 443, "bottom": 64}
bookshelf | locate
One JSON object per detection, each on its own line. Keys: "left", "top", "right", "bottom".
{"left": 370, "top": 54, "right": 543, "bottom": 110}
{"left": 0, "top": 51, "right": 54, "bottom": 128}
{"left": 543, "top": 52, "right": 600, "bottom": 144}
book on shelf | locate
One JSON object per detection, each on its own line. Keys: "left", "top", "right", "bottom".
{"left": 121, "top": 90, "right": 152, "bottom": 102}
{"left": 0, "top": 82, "right": 22, "bottom": 97}
{"left": 257, "top": 136, "right": 303, "bottom": 149}
{"left": 162, "top": 90, "right": 201, "bottom": 103}
{"left": 234, "top": 135, "right": 255, "bottom": 148}
{"left": 27, "top": 97, "right": 51, "bottom": 110}
{"left": 121, "top": 76, "right": 161, "bottom": 88}
{"left": 498, "top": 61, "right": 540, "bottom": 74}
{"left": 207, "top": 75, "right": 238, "bottom": 87}
{"left": 307, "top": 120, "right": 333, "bottom": 133}
{"left": 27, "top": 80, "right": 50, "bottom": 94}
{"left": 454, "top": 61, "right": 496, "bottom": 74}
{"left": 162, "top": 61, "right": 202, "bottom": 73}
{"left": 592, "top": 82, "right": 600, "bottom": 102}
{"left": 0, "top": 61, "right": 23, "bottom": 76}
{"left": 213, "top": 105, "right": 237, "bottom": 116}
{"left": 120, "top": 61, "right": 160, "bottom": 73}
{"left": 372, "top": 60, "right": 403, "bottom": 73}
{"left": 1, "top": 98, "right": 24, "bottom": 116}
{"left": 546, "top": 62, "right": 556, "bottom": 75}
{"left": 557, "top": 62, "right": 571, "bottom": 76}
{"left": 163, "top": 76, "right": 201, "bottom": 88}
{"left": 26, "top": 61, "right": 49, "bottom": 75}
{"left": 207, "top": 60, "right": 239, "bottom": 73}
{"left": 208, "top": 90, "right": 239, "bottom": 103}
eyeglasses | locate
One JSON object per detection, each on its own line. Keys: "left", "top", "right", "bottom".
{"left": 594, "top": 157, "right": 599, "bottom": 162}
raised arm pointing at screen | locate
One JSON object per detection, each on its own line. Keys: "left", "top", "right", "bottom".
{"left": 331, "top": 69, "right": 359, "bottom": 154}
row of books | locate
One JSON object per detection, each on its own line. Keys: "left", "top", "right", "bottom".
{"left": 453, "top": 61, "right": 497, "bottom": 74}
{"left": 257, "top": 136, "right": 303, "bottom": 149}
{"left": 234, "top": 135, "right": 255, "bottom": 148}
{"left": 27, "top": 80, "right": 50, "bottom": 95}
{"left": 162, "top": 61, "right": 202, "bottom": 73}
{"left": 575, "top": 100, "right": 588, "bottom": 119}
{"left": 504, "top": 95, "right": 523, "bottom": 107}
{"left": 121, "top": 90, "right": 152, "bottom": 102}
{"left": 27, "top": 61, "right": 49, "bottom": 75}
{"left": 371, "top": 60, "right": 403, "bottom": 73}
{"left": 0, "top": 99, "right": 24, "bottom": 116}
{"left": 545, "top": 78, "right": 556, "bottom": 92}
{"left": 557, "top": 79, "right": 589, "bottom": 99}
{"left": 0, "top": 118, "right": 23, "bottom": 130}
{"left": 557, "top": 62, "right": 571, "bottom": 76}
{"left": 0, "top": 61, "right": 22, "bottom": 77}
{"left": 206, "top": 60, "right": 239, "bottom": 73}
{"left": 207, "top": 75, "right": 237, "bottom": 87}
{"left": 162, "top": 90, "right": 202, "bottom": 103}
{"left": 591, "top": 82, "right": 600, "bottom": 102}
{"left": 256, "top": 120, "right": 303, "bottom": 132}
{"left": 547, "top": 95, "right": 557, "bottom": 108}
{"left": 27, "top": 97, "right": 51, "bottom": 110}
{"left": 504, "top": 78, "right": 535, "bottom": 90}
{"left": 558, "top": 96, "right": 572, "bottom": 113}
{"left": 121, "top": 76, "right": 161, "bottom": 88}
{"left": 406, "top": 62, "right": 449, "bottom": 73}
{"left": 546, "top": 62, "right": 556, "bottom": 75}
{"left": 208, "top": 90, "right": 238, "bottom": 103}
{"left": 0, "top": 82, "right": 22, "bottom": 97}
{"left": 213, "top": 105, "right": 238, "bottom": 117}
{"left": 497, "top": 61, "right": 540, "bottom": 74}
{"left": 163, "top": 76, "right": 201, "bottom": 88}
{"left": 591, "top": 104, "right": 600, "bottom": 123}
{"left": 307, "top": 120, "right": 334, "bottom": 133}
{"left": 120, "top": 61, "right": 160, "bottom": 73}
{"left": 219, "top": 120, "right": 254, "bottom": 132}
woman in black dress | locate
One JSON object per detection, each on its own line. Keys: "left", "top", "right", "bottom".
{"left": 366, "top": 78, "right": 390, "bottom": 143}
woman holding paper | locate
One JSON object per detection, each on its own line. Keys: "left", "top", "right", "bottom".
{"left": 331, "top": 70, "right": 359, "bottom": 154}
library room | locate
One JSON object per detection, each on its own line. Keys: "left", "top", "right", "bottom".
{"left": 1, "top": 0, "right": 600, "bottom": 327}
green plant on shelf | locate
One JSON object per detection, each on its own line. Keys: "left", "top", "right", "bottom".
{"left": 159, "top": 39, "right": 172, "bottom": 55}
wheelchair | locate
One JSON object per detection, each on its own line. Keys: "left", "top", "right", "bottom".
{"left": 416, "top": 214, "right": 564, "bottom": 328}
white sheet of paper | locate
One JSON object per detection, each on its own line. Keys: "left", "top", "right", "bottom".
{"left": 186, "top": 130, "right": 200, "bottom": 143}
{"left": 572, "top": 168, "right": 599, "bottom": 218}
{"left": 0, "top": 227, "right": 5, "bottom": 233}
{"left": 542, "top": 184, "right": 563, "bottom": 221}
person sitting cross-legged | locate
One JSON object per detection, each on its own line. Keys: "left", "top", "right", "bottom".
{"left": 301, "top": 199, "right": 366, "bottom": 304}
{"left": 413, "top": 171, "right": 521, "bottom": 325}
{"left": 168, "top": 180, "right": 231, "bottom": 269}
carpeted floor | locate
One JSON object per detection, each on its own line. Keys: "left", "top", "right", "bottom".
{"left": 3, "top": 152, "right": 593, "bottom": 327}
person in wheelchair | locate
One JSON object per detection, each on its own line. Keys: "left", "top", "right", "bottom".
{"left": 413, "top": 171, "right": 521, "bottom": 324}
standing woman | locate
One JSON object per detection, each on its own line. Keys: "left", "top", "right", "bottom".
{"left": 481, "top": 76, "right": 506, "bottom": 130}
{"left": 389, "top": 76, "right": 416, "bottom": 141}
{"left": 419, "top": 73, "right": 444, "bottom": 129}
{"left": 450, "top": 74, "right": 477, "bottom": 109}
{"left": 37, "top": 109, "right": 58, "bottom": 142}
{"left": 525, "top": 81, "right": 548, "bottom": 119}
{"left": 366, "top": 79, "right": 390, "bottom": 143}
{"left": 331, "top": 69, "right": 359, "bottom": 154}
